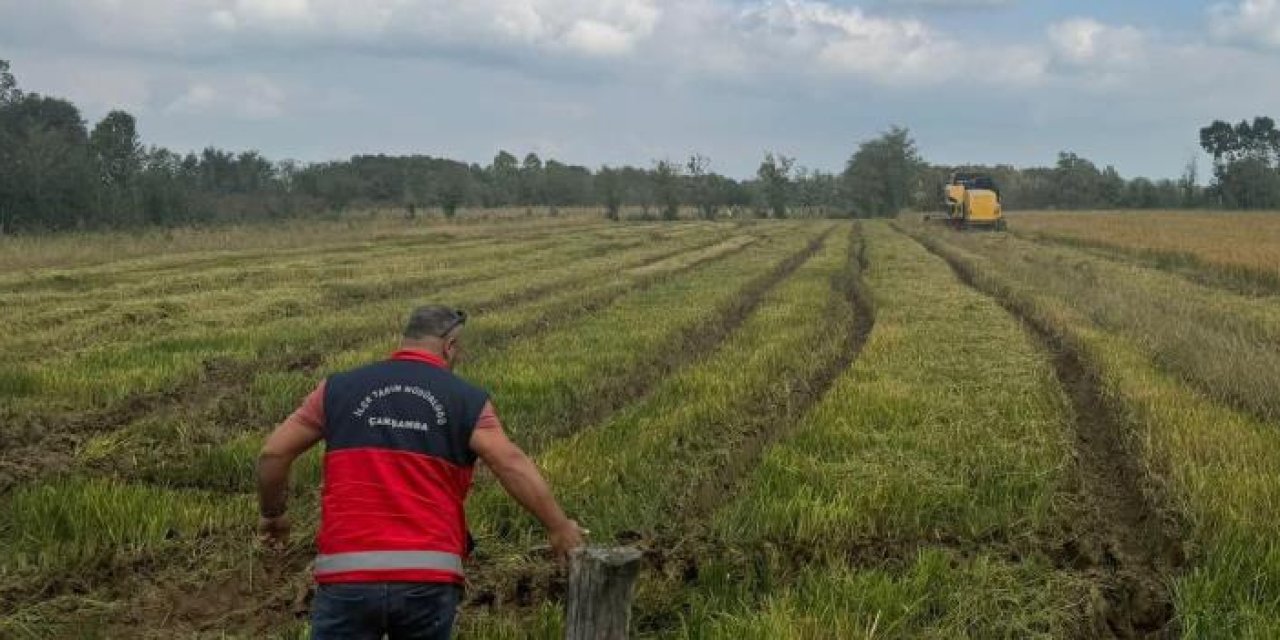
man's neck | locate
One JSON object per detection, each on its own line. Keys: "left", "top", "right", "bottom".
{"left": 399, "top": 339, "right": 446, "bottom": 358}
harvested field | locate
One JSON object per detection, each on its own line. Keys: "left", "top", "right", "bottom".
{"left": 3, "top": 214, "right": 1279, "bottom": 638}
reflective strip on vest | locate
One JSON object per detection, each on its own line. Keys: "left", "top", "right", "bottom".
{"left": 314, "top": 550, "right": 464, "bottom": 576}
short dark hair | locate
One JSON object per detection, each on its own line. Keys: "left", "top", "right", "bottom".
{"left": 403, "top": 305, "right": 467, "bottom": 340}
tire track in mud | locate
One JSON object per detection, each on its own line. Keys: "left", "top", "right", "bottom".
{"left": 630, "top": 224, "right": 876, "bottom": 634}
{"left": 901, "top": 224, "right": 1183, "bottom": 640}
{"left": 461, "top": 224, "right": 872, "bottom": 624}
{"left": 669, "top": 224, "right": 873, "bottom": 533}
{"left": 499, "top": 227, "right": 828, "bottom": 455}
{"left": 0, "top": 228, "right": 833, "bottom": 636}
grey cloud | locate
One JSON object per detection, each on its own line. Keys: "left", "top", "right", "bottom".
{"left": 1210, "top": 0, "right": 1280, "bottom": 49}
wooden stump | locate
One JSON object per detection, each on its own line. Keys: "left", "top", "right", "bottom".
{"left": 564, "top": 546, "right": 644, "bottom": 640}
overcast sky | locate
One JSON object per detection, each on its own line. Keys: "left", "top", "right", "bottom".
{"left": 1, "top": 0, "right": 1277, "bottom": 179}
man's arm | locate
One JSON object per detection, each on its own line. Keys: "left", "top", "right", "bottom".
{"left": 256, "top": 386, "right": 325, "bottom": 545}
{"left": 470, "top": 412, "right": 584, "bottom": 558}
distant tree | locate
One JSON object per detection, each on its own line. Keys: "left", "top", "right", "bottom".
{"left": 685, "top": 154, "right": 720, "bottom": 220}
{"left": 543, "top": 160, "right": 592, "bottom": 208}
{"left": 488, "top": 150, "right": 520, "bottom": 206}
{"left": 1200, "top": 120, "right": 1239, "bottom": 167}
{"left": 1099, "top": 165, "right": 1125, "bottom": 208}
{"left": 0, "top": 87, "right": 96, "bottom": 230}
{"left": 597, "top": 166, "right": 622, "bottom": 220}
{"left": 1218, "top": 158, "right": 1280, "bottom": 209}
{"left": 438, "top": 162, "right": 470, "bottom": 218}
{"left": 0, "top": 60, "right": 18, "bottom": 104}
{"left": 90, "top": 110, "right": 143, "bottom": 223}
{"left": 1179, "top": 156, "right": 1201, "bottom": 208}
{"left": 1200, "top": 116, "right": 1280, "bottom": 209}
{"left": 1052, "top": 152, "right": 1105, "bottom": 209}
{"left": 91, "top": 111, "right": 140, "bottom": 182}
{"left": 757, "top": 152, "right": 795, "bottom": 219}
{"left": 520, "top": 152, "right": 545, "bottom": 205}
{"left": 653, "top": 159, "right": 682, "bottom": 220}
{"left": 840, "top": 127, "right": 921, "bottom": 218}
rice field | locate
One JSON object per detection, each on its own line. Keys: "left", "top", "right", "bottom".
{"left": 2, "top": 212, "right": 1279, "bottom": 638}
{"left": 1011, "top": 211, "right": 1280, "bottom": 294}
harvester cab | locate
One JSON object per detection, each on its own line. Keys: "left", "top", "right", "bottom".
{"left": 942, "top": 172, "right": 1006, "bottom": 231}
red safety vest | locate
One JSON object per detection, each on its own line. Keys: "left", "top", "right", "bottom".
{"left": 315, "top": 350, "right": 488, "bottom": 584}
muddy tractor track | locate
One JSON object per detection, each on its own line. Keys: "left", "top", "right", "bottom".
{"left": 901, "top": 226, "right": 1184, "bottom": 639}
{"left": 463, "top": 224, "right": 875, "bottom": 627}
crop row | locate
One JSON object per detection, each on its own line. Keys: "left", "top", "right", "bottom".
{"left": 1010, "top": 211, "right": 1280, "bottom": 295}
{"left": 0, "top": 224, "right": 823, "bottom": 637}
{"left": 0, "top": 225, "right": 741, "bottom": 491}
{"left": 109, "top": 228, "right": 793, "bottom": 494}
{"left": 0, "top": 223, "right": 718, "bottom": 399}
{"left": 674, "top": 223, "right": 1091, "bottom": 638}
{"left": 456, "top": 224, "right": 856, "bottom": 636}
{"left": 913, "top": 223, "right": 1280, "bottom": 637}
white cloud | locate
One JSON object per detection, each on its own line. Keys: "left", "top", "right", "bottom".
{"left": 5, "top": 0, "right": 662, "bottom": 59}
{"left": 1048, "top": 18, "right": 1146, "bottom": 69}
{"left": 166, "top": 75, "right": 287, "bottom": 120}
{"left": 1210, "top": 0, "right": 1280, "bottom": 49}
{"left": 660, "top": 0, "right": 1046, "bottom": 87}
{"left": 0, "top": 0, "right": 1203, "bottom": 94}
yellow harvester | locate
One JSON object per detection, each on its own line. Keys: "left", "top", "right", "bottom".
{"left": 942, "top": 172, "right": 1006, "bottom": 230}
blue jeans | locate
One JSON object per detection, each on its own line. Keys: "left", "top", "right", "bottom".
{"left": 311, "top": 582, "right": 460, "bottom": 640}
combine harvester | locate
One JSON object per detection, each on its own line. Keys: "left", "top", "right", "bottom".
{"left": 935, "top": 172, "right": 1007, "bottom": 231}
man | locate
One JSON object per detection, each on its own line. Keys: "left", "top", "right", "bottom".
{"left": 257, "top": 305, "right": 585, "bottom": 639}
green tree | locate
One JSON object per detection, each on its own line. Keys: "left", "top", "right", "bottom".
{"left": 520, "top": 152, "right": 544, "bottom": 205}
{"left": 757, "top": 152, "right": 795, "bottom": 219}
{"left": 438, "top": 162, "right": 471, "bottom": 218}
{"left": 1201, "top": 116, "right": 1280, "bottom": 209}
{"left": 1179, "top": 156, "right": 1200, "bottom": 208}
{"left": 840, "top": 127, "right": 921, "bottom": 218}
{"left": 597, "top": 166, "right": 622, "bottom": 220}
{"left": 488, "top": 150, "right": 520, "bottom": 206}
{"left": 653, "top": 159, "right": 681, "bottom": 220}
{"left": 0, "top": 60, "right": 18, "bottom": 104}
{"left": 686, "top": 154, "right": 720, "bottom": 220}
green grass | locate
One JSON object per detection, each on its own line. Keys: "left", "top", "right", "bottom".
{"left": 910, "top": 221, "right": 1280, "bottom": 638}
{"left": 122, "top": 226, "right": 802, "bottom": 494}
{"left": 672, "top": 222, "right": 1087, "bottom": 637}
{"left": 0, "top": 478, "right": 250, "bottom": 575}
{"left": 459, "top": 223, "right": 856, "bottom": 637}
{"left": 8, "top": 214, "right": 1280, "bottom": 638}
{"left": 682, "top": 549, "right": 1090, "bottom": 640}
{"left": 925, "top": 231, "right": 1280, "bottom": 424}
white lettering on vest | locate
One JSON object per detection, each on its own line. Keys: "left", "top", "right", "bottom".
{"left": 352, "top": 384, "right": 449, "bottom": 426}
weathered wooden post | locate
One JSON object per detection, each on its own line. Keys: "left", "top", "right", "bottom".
{"left": 564, "top": 546, "right": 644, "bottom": 640}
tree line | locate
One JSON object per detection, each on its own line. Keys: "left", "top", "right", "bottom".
{"left": 2, "top": 59, "right": 1277, "bottom": 233}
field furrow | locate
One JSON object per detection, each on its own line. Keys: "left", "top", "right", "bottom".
{"left": 905, "top": 221, "right": 1280, "bottom": 637}
{"left": 915, "top": 231, "right": 1280, "bottom": 426}
{"left": 109, "top": 229, "right": 775, "bottom": 494}
{"left": 672, "top": 222, "right": 1093, "bottom": 638}
{"left": 456, "top": 223, "right": 860, "bottom": 637}
{"left": 905, "top": 224, "right": 1183, "bottom": 637}
{"left": 0, "top": 226, "right": 747, "bottom": 493}
{"left": 0, "top": 224, "right": 826, "bottom": 638}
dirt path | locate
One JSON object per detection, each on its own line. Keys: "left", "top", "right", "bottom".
{"left": 902, "top": 225, "right": 1183, "bottom": 639}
